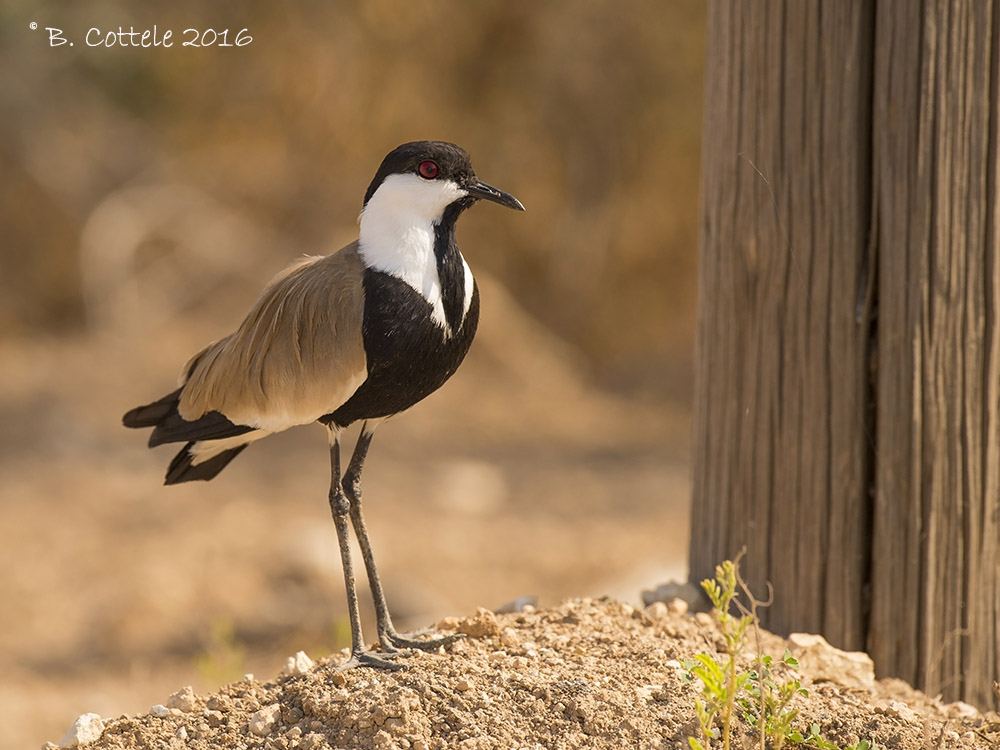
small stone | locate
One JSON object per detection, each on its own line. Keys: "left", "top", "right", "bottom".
{"left": 301, "top": 732, "right": 327, "bottom": 750}
{"left": 635, "top": 685, "right": 658, "bottom": 701}
{"left": 947, "top": 701, "right": 981, "bottom": 719}
{"left": 435, "top": 616, "right": 461, "bottom": 630}
{"left": 206, "top": 696, "right": 232, "bottom": 711}
{"left": 281, "top": 650, "right": 315, "bottom": 677}
{"left": 645, "top": 602, "right": 669, "bottom": 620}
{"left": 243, "top": 673, "right": 255, "bottom": 682}
{"left": 174, "top": 726, "right": 188, "bottom": 740}
{"left": 693, "top": 612, "right": 714, "bottom": 627}
{"left": 500, "top": 627, "right": 521, "bottom": 648}
{"left": 150, "top": 705, "right": 170, "bottom": 717}
{"left": 330, "top": 671, "right": 348, "bottom": 687}
{"left": 205, "top": 709, "right": 225, "bottom": 727}
{"left": 42, "top": 743, "right": 59, "bottom": 750}
{"left": 249, "top": 703, "right": 282, "bottom": 736}
{"left": 458, "top": 608, "right": 501, "bottom": 638}
{"left": 667, "top": 598, "right": 689, "bottom": 616}
{"left": 885, "top": 701, "right": 918, "bottom": 723}
{"left": 166, "top": 686, "right": 198, "bottom": 713}
{"left": 788, "top": 633, "right": 875, "bottom": 691}
{"left": 58, "top": 713, "right": 105, "bottom": 747}
{"left": 455, "top": 677, "right": 474, "bottom": 691}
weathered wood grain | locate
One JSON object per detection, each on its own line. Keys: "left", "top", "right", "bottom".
{"left": 692, "top": 0, "right": 1000, "bottom": 706}
{"left": 691, "top": 0, "right": 874, "bottom": 650}
{"left": 870, "top": 0, "right": 1000, "bottom": 706}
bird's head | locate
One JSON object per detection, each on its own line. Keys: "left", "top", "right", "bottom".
{"left": 360, "top": 141, "right": 524, "bottom": 229}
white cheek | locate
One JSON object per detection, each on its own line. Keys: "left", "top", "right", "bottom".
{"left": 358, "top": 173, "right": 468, "bottom": 332}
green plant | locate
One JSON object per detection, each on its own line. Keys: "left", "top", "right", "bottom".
{"left": 684, "top": 560, "right": 752, "bottom": 750}
{"left": 740, "top": 649, "right": 809, "bottom": 749}
{"left": 684, "top": 557, "right": 880, "bottom": 750}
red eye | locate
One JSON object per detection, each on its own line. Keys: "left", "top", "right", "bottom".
{"left": 418, "top": 160, "right": 439, "bottom": 179}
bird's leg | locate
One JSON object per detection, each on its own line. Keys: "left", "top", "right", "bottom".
{"left": 326, "top": 426, "right": 403, "bottom": 671}
{"left": 343, "top": 421, "right": 464, "bottom": 653}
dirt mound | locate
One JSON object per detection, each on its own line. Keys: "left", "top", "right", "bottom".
{"left": 47, "top": 599, "right": 994, "bottom": 750}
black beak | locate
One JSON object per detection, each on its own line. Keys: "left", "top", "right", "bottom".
{"left": 466, "top": 178, "right": 525, "bottom": 211}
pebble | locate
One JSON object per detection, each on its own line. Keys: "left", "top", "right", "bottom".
{"left": 458, "top": 608, "right": 502, "bottom": 638}
{"left": 280, "top": 650, "right": 315, "bottom": 677}
{"left": 635, "top": 685, "right": 658, "bottom": 702}
{"left": 947, "top": 701, "right": 980, "bottom": 720}
{"left": 455, "top": 677, "right": 474, "bottom": 691}
{"left": 500, "top": 627, "right": 521, "bottom": 648}
{"left": 667, "top": 598, "right": 689, "bottom": 616}
{"left": 693, "top": 612, "right": 715, "bottom": 627}
{"left": 884, "top": 700, "right": 919, "bottom": 723}
{"left": 58, "top": 713, "right": 105, "bottom": 748}
{"left": 248, "top": 703, "right": 282, "bottom": 736}
{"left": 166, "top": 686, "right": 198, "bottom": 712}
{"left": 788, "top": 633, "right": 875, "bottom": 691}
{"left": 645, "top": 602, "right": 669, "bottom": 620}
{"left": 149, "top": 705, "right": 170, "bottom": 717}
{"left": 174, "top": 726, "right": 188, "bottom": 740}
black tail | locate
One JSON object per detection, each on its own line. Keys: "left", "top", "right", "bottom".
{"left": 124, "top": 390, "right": 253, "bottom": 446}
{"left": 123, "top": 389, "right": 182, "bottom": 428}
{"left": 124, "top": 389, "right": 255, "bottom": 483}
{"left": 165, "top": 442, "right": 249, "bottom": 484}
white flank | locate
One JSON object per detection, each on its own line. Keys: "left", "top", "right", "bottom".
{"left": 358, "top": 173, "right": 471, "bottom": 333}
{"left": 461, "top": 256, "right": 474, "bottom": 318}
{"left": 188, "top": 430, "right": 271, "bottom": 465}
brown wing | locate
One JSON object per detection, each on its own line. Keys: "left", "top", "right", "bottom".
{"left": 177, "top": 242, "right": 368, "bottom": 430}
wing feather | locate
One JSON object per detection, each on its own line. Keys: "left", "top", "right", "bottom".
{"left": 178, "top": 242, "right": 368, "bottom": 430}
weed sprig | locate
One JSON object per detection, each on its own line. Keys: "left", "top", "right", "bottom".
{"left": 683, "top": 557, "right": 880, "bottom": 750}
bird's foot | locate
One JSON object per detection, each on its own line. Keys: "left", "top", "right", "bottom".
{"left": 381, "top": 627, "right": 466, "bottom": 651}
{"left": 336, "top": 648, "right": 407, "bottom": 672}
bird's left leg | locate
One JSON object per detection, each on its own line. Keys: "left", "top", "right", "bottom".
{"left": 343, "top": 420, "right": 464, "bottom": 653}
{"left": 326, "top": 425, "right": 403, "bottom": 671}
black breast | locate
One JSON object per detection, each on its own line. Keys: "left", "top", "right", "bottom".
{"left": 325, "top": 269, "right": 479, "bottom": 428}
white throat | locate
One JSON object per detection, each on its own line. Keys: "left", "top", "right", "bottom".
{"left": 358, "top": 173, "right": 475, "bottom": 333}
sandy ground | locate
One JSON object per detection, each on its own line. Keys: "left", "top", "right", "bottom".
{"left": 43, "top": 600, "right": 998, "bottom": 749}
{"left": 1, "top": 278, "right": 690, "bottom": 750}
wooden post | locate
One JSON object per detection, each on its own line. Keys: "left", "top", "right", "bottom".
{"left": 868, "top": 0, "right": 1000, "bottom": 705}
{"left": 691, "top": 0, "right": 1000, "bottom": 706}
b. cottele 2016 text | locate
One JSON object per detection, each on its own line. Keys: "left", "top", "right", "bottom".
{"left": 45, "top": 26, "right": 253, "bottom": 48}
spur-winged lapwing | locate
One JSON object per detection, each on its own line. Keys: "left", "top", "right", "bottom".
{"left": 124, "top": 141, "right": 524, "bottom": 670}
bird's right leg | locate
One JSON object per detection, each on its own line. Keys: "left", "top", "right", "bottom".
{"left": 326, "top": 425, "right": 403, "bottom": 671}
{"left": 343, "top": 421, "right": 464, "bottom": 654}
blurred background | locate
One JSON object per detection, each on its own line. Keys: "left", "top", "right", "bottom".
{"left": 0, "top": 1, "right": 704, "bottom": 746}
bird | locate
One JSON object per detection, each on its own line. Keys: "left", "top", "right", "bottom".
{"left": 123, "top": 141, "right": 524, "bottom": 670}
